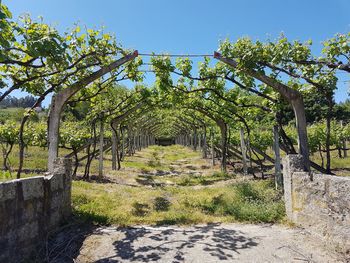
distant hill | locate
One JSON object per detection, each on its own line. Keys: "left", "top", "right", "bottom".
{"left": 0, "top": 95, "right": 38, "bottom": 108}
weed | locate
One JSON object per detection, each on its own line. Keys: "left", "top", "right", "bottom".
{"left": 132, "top": 202, "right": 151, "bottom": 216}
{"left": 153, "top": 196, "right": 171, "bottom": 211}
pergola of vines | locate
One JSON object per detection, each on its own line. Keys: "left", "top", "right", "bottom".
{"left": 1, "top": 3, "right": 349, "bottom": 180}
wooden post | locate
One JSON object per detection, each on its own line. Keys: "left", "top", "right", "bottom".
{"left": 219, "top": 121, "right": 228, "bottom": 173}
{"left": 127, "top": 127, "right": 132, "bottom": 156}
{"left": 240, "top": 128, "right": 248, "bottom": 175}
{"left": 246, "top": 137, "right": 253, "bottom": 171}
{"left": 198, "top": 133, "right": 202, "bottom": 150}
{"left": 98, "top": 119, "right": 104, "bottom": 177}
{"left": 120, "top": 126, "right": 125, "bottom": 161}
{"left": 273, "top": 125, "right": 282, "bottom": 189}
{"left": 341, "top": 121, "right": 348, "bottom": 158}
{"left": 203, "top": 127, "right": 207, "bottom": 158}
{"left": 193, "top": 130, "right": 197, "bottom": 150}
{"left": 111, "top": 124, "right": 117, "bottom": 170}
{"left": 211, "top": 129, "right": 215, "bottom": 166}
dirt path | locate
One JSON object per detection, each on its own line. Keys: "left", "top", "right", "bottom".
{"left": 102, "top": 146, "right": 235, "bottom": 187}
{"left": 60, "top": 146, "right": 346, "bottom": 262}
{"left": 74, "top": 223, "right": 342, "bottom": 263}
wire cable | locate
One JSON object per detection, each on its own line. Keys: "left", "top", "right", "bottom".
{"left": 138, "top": 53, "right": 213, "bottom": 57}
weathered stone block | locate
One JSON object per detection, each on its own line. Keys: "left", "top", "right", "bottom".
{"left": 0, "top": 236, "right": 9, "bottom": 255}
{"left": 21, "top": 177, "right": 44, "bottom": 201}
{"left": 53, "top": 158, "right": 72, "bottom": 177}
{"left": 49, "top": 210, "right": 61, "bottom": 229}
{"left": 18, "top": 222, "right": 39, "bottom": 241}
{"left": 50, "top": 191, "right": 63, "bottom": 209}
{"left": 46, "top": 173, "right": 64, "bottom": 192}
{"left": 284, "top": 155, "right": 350, "bottom": 254}
{"left": 0, "top": 158, "right": 73, "bottom": 262}
{"left": 0, "top": 180, "right": 17, "bottom": 201}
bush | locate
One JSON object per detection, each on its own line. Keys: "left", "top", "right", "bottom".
{"left": 194, "top": 181, "right": 285, "bottom": 223}
{"left": 233, "top": 182, "right": 262, "bottom": 202}
{"left": 153, "top": 196, "right": 171, "bottom": 211}
{"left": 131, "top": 202, "right": 151, "bottom": 216}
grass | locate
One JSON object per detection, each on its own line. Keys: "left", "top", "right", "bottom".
{"left": 263, "top": 147, "right": 350, "bottom": 176}
{"left": 176, "top": 172, "right": 235, "bottom": 186}
{"left": 71, "top": 145, "right": 285, "bottom": 226}
{"left": 0, "top": 144, "right": 285, "bottom": 225}
{"left": 72, "top": 179, "right": 285, "bottom": 226}
{"left": 311, "top": 153, "right": 350, "bottom": 176}
{"left": 0, "top": 107, "right": 26, "bottom": 122}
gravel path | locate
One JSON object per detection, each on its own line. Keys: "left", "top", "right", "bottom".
{"left": 74, "top": 223, "right": 344, "bottom": 263}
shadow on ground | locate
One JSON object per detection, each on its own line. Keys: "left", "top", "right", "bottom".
{"left": 36, "top": 220, "right": 99, "bottom": 263}
{"left": 93, "top": 223, "right": 258, "bottom": 263}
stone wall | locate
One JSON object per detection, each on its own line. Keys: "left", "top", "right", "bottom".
{"left": 0, "top": 158, "right": 72, "bottom": 262}
{"left": 283, "top": 155, "right": 350, "bottom": 254}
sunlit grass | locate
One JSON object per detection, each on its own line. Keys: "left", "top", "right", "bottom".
{"left": 72, "top": 179, "right": 285, "bottom": 226}
{"left": 1, "top": 144, "right": 286, "bottom": 225}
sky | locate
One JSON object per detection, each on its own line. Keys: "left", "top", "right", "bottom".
{"left": 4, "top": 0, "right": 350, "bottom": 106}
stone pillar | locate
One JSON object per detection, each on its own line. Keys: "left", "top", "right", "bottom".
{"left": 52, "top": 158, "right": 72, "bottom": 219}
{"left": 283, "top": 154, "right": 304, "bottom": 220}
{"left": 240, "top": 128, "right": 248, "bottom": 175}
{"left": 53, "top": 157, "right": 72, "bottom": 177}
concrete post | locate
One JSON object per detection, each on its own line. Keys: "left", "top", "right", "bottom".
{"left": 283, "top": 155, "right": 304, "bottom": 220}
{"left": 240, "top": 128, "right": 248, "bottom": 175}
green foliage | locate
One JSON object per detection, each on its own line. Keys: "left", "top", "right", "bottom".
{"left": 0, "top": 3, "right": 349, "bottom": 181}
{"left": 309, "top": 120, "right": 349, "bottom": 151}
{"left": 147, "top": 151, "right": 161, "bottom": 167}
{"left": 335, "top": 99, "right": 350, "bottom": 122}
{"left": 60, "top": 121, "right": 91, "bottom": 149}
{"left": 197, "top": 181, "right": 285, "bottom": 223}
{"left": 0, "top": 108, "right": 25, "bottom": 123}
{"left": 177, "top": 172, "right": 235, "bottom": 186}
{"left": 24, "top": 121, "right": 47, "bottom": 147}
{"left": 72, "top": 179, "right": 285, "bottom": 226}
{"left": 0, "top": 120, "right": 18, "bottom": 145}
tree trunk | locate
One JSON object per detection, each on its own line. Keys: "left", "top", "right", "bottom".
{"left": 325, "top": 95, "right": 334, "bottom": 174}
{"left": 3, "top": 143, "right": 13, "bottom": 171}
{"left": 98, "top": 119, "right": 104, "bottom": 177}
{"left": 47, "top": 52, "right": 138, "bottom": 172}
{"left": 116, "top": 129, "right": 121, "bottom": 170}
{"left": 325, "top": 115, "right": 331, "bottom": 174}
{"left": 83, "top": 144, "right": 91, "bottom": 179}
{"left": 214, "top": 52, "right": 310, "bottom": 172}
{"left": 319, "top": 145, "right": 324, "bottom": 168}
{"left": 121, "top": 126, "right": 125, "bottom": 161}
{"left": 203, "top": 127, "right": 207, "bottom": 158}
{"left": 211, "top": 129, "right": 215, "bottom": 166}
{"left": 84, "top": 123, "right": 97, "bottom": 179}
{"left": 72, "top": 148, "right": 78, "bottom": 178}
{"left": 291, "top": 98, "right": 310, "bottom": 171}
{"left": 47, "top": 93, "right": 65, "bottom": 172}
{"left": 341, "top": 121, "right": 348, "bottom": 158}
{"left": 111, "top": 122, "right": 117, "bottom": 170}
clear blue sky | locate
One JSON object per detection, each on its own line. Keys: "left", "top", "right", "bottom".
{"left": 5, "top": 0, "right": 350, "bottom": 105}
